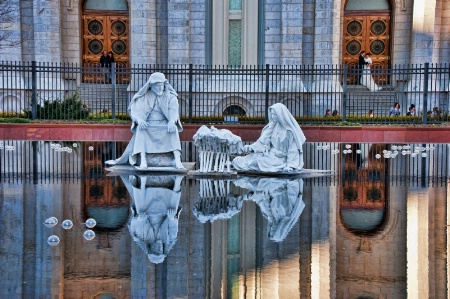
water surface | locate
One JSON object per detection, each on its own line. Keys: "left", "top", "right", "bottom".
{"left": 0, "top": 141, "right": 448, "bottom": 299}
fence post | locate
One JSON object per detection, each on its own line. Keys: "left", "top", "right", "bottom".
{"left": 111, "top": 62, "right": 116, "bottom": 119}
{"left": 265, "top": 64, "right": 270, "bottom": 124}
{"left": 188, "top": 63, "right": 193, "bottom": 123}
{"left": 31, "top": 61, "right": 37, "bottom": 120}
{"left": 422, "top": 63, "right": 429, "bottom": 124}
{"left": 342, "top": 64, "right": 347, "bottom": 122}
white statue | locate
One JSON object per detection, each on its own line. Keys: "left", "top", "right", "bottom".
{"left": 234, "top": 176, "right": 305, "bottom": 242}
{"left": 121, "top": 174, "right": 184, "bottom": 264}
{"left": 106, "top": 72, "right": 184, "bottom": 170}
{"left": 192, "top": 179, "right": 243, "bottom": 223}
{"left": 193, "top": 125, "right": 243, "bottom": 173}
{"left": 232, "top": 103, "right": 306, "bottom": 173}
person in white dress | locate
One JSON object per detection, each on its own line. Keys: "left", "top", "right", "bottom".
{"left": 360, "top": 53, "right": 382, "bottom": 92}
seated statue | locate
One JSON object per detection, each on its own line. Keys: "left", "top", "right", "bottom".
{"left": 123, "top": 174, "right": 184, "bottom": 264}
{"left": 232, "top": 103, "right": 306, "bottom": 172}
{"left": 106, "top": 72, "right": 184, "bottom": 170}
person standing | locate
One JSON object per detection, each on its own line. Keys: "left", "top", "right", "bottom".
{"left": 99, "top": 50, "right": 110, "bottom": 83}
{"left": 358, "top": 51, "right": 368, "bottom": 84}
{"left": 108, "top": 51, "right": 115, "bottom": 83}
{"left": 360, "top": 53, "right": 382, "bottom": 91}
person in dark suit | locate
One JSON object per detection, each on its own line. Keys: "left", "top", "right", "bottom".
{"left": 358, "top": 51, "right": 368, "bottom": 84}
{"left": 99, "top": 51, "right": 110, "bottom": 83}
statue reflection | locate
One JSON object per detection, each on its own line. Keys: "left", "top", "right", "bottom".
{"left": 193, "top": 179, "right": 243, "bottom": 223}
{"left": 234, "top": 176, "right": 305, "bottom": 242}
{"left": 194, "top": 176, "right": 305, "bottom": 242}
{"left": 120, "top": 174, "right": 184, "bottom": 264}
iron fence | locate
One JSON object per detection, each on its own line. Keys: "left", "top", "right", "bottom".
{"left": 0, "top": 61, "right": 449, "bottom": 124}
{"left": 1, "top": 140, "right": 448, "bottom": 187}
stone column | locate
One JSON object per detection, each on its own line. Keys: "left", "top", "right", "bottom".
{"left": 167, "top": 1, "right": 190, "bottom": 64}
{"left": 280, "top": 2, "right": 303, "bottom": 65}
{"left": 313, "top": 0, "right": 340, "bottom": 66}
{"left": 312, "top": 0, "right": 342, "bottom": 117}
{"left": 129, "top": 0, "right": 157, "bottom": 65}
{"left": 30, "top": 0, "right": 63, "bottom": 62}
{"left": 405, "top": 0, "right": 444, "bottom": 114}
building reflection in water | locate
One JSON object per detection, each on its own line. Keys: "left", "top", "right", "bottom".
{"left": 0, "top": 141, "right": 449, "bottom": 298}
{"left": 340, "top": 143, "right": 388, "bottom": 235}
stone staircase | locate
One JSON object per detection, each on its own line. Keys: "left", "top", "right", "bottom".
{"left": 78, "top": 83, "right": 130, "bottom": 115}
{"left": 345, "top": 85, "right": 404, "bottom": 117}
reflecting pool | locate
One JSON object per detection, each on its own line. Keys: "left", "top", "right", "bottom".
{"left": 0, "top": 141, "right": 448, "bottom": 298}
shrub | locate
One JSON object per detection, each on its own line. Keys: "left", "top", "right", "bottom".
{"left": 24, "top": 92, "right": 90, "bottom": 120}
{"left": 0, "top": 117, "right": 30, "bottom": 123}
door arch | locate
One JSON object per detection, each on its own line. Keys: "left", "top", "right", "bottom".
{"left": 342, "top": 0, "right": 391, "bottom": 84}
{"left": 82, "top": 0, "right": 129, "bottom": 82}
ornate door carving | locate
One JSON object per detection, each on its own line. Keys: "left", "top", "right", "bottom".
{"left": 82, "top": 15, "right": 129, "bottom": 82}
{"left": 343, "top": 15, "right": 390, "bottom": 84}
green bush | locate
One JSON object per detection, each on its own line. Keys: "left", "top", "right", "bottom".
{"left": 24, "top": 92, "right": 90, "bottom": 120}
{"left": 0, "top": 117, "right": 30, "bottom": 123}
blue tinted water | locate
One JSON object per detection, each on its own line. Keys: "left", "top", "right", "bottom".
{"left": 0, "top": 141, "right": 448, "bottom": 298}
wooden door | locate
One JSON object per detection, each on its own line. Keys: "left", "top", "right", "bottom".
{"left": 82, "top": 15, "right": 129, "bottom": 82}
{"left": 343, "top": 15, "right": 390, "bottom": 84}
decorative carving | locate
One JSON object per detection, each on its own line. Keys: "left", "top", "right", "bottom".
{"left": 112, "top": 40, "right": 126, "bottom": 54}
{"left": 88, "top": 39, "right": 103, "bottom": 54}
{"left": 370, "top": 40, "right": 385, "bottom": 55}
{"left": 371, "top": 20, "right": 386, "bottom": 36}
{"left": 347, "top": 20, "right": 362, "bottom": 36}
{"left": 346, "top": 40, "right": 361, "bottom": 55}
{"left": 88, "top": 20, "right": 103, "bottom": 35}
{"left": 111, "top": 20, "right": 126, "bottom": 36}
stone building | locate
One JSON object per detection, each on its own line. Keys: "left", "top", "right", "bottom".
{"left": 2, "top": 0, "right": 449, "bottom": 66}
{"left": 1, "top": 0, "right": 449, "bottom": 117}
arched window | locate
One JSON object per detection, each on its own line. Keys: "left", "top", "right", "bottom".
{"left": 223, "top": 105, "right": 246, "bottom": 116}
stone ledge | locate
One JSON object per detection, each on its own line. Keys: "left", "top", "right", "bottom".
{"left": 0, "top": 123, "right": 449, "bottom": 143}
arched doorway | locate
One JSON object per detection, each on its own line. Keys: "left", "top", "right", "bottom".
{"left": 342, "top": 0, "right": 391, "bottom": 84}
{"left": 82, "top": 0, "right": 129, "bottom": 82}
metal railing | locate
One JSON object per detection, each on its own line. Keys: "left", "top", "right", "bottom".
{"left": 1, "top": 140, "right": 448, "bottom": 186}
{"left": 0, "top": 61, "right": 449, "bottom": 124}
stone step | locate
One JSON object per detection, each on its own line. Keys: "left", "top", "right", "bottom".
{"left": 78, "top": 83, "right": 130, "bottom": 114}
{"left": 345, "top": 85, "right": 400, "bottom": 116}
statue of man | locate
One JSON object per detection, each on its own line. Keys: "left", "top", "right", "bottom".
{"left": 107, "top": 72, "right": 184, "bottom": 169}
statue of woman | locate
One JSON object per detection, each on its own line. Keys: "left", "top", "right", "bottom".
{"left": 232, "top": 103, "right": 306, "bottom": 172}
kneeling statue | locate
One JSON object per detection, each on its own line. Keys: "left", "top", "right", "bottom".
{"left": 232, "top": 103, "right": 306, "bottom": 172}
{"left": 106, "top": 72, "right": 184, "bottom": 169}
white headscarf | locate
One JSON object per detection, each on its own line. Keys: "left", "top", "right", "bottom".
{"left": 267, "top": 103, "right": 306, "bottom": 148}
{"left": 128, "top": 72, "right": 178, "bottom": 111}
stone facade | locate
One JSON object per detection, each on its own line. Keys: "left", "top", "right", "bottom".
{"left": 1, "top": 0, "right": 450, "bottom": 117}
{"left": 1, "top": 0, "right": 449, "bottom": 65}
